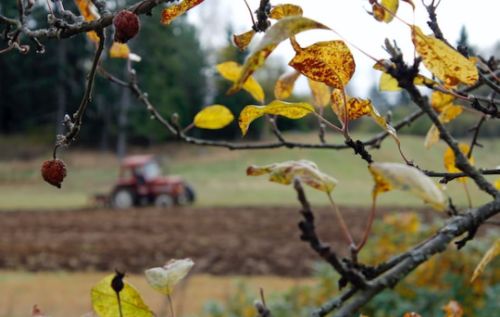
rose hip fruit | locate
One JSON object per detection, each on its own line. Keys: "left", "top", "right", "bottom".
{"left": 113, "top": 10, "right": 140, "bottom": 43}
{"left": 41, "top": 159, "right": 67, "bottom": 188}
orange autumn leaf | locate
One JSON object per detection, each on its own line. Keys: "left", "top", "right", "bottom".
{"left": 109, "top": 42, "right": 130, "bottom": 59}
{"left": 269, "top": 4, "right": 303, "bottom": 19}
{"left": 233, "top": 30, "right": 256, "bottom": 51}
{"left": 412, "top": 26, "right": 478, "bottom": 87}
{"left": 74, "top": 0, "right": 100, "bottom": 43}
{"left": 442, "top": 300, "right": 464, "bottom": 317}
{"left": 228, "top": 16, "right": 329, "bottom": 95}
{"left": 274, "top": 70, "right": 301, "bottom": 100}
{"left": 308, "top": 79, "right": 330, "bottom": 107}
{"left": 443, "top": 144, "right": 475, "bottom": 183}
{"left": 331, "top": 90, "right": 371, "bottom": 121}
{"left": 289, "top": 40, "right": 355, "bottom": 89}
{"left": 161, "top": 0, "right": 204, "bottom": 25}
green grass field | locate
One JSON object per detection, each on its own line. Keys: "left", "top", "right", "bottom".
{"left": 0, "top": 133, "right": 498, "bottom": 210}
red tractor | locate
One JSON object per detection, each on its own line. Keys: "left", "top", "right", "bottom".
{"left": 105, "top": 155, "right": 195, "bottom": 209}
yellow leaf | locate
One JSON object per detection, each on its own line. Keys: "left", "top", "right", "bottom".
{"left": 91, "top": 274, "right": 153, "bottom": 317}
{"left": 193, "top": 105, "right": 234, "bottom": 129}
{"left": 442, "top": 300, "right": 464, "bottom": 317}
{"left": 308, "top": 79, "right": 330, "bottom": 107}
{"left": 216, "top": 61, "right": 265, "bottom": 103}
{"left": 471, "top": 239, "right": 500, "bottom": 282}
{"left": 247, "top": 160, "right": 338, "bottom": 193}
{"left": 145, "top": 258, "right": 194, "bottom": 295}
{"left": 109, "top": 42, "right": 130, "bottom": 59}
{"left": 274, "top": 70, "right": 301, "bottom": 100}
{"left": 443, "top": 144, "right": 474, "bottom": 183}
{"left": 228, "top": 16, "right": 329, "bottom": 95}
{"left": 424, "top": 124, "right": 440, "bottom": 149}
{"left": 439, "top": 104, "right": 463, "bottom": 123}
{"left": 372, "top": 0, "right": 399, "bottom": 23}
{"left": 269, "top": 4, "right": 303, "bottom": 19}
{"left": 424, "top": 104, "right": 463, "bottom": 148}
{"left": 495, "top": 179, "right": 500, "bottom": 190}
{"left": 431, "top": 91, "right": 454, "bottom": 113}
{"left": 233, "top": 30, "right": 256, "bottom": 51}
{"left": 239, "top": 100, "right": 314, "bottom": 135}
{"left": 411, "top": 26, "right": 478, "bottom": 87}
{"left": 374, "top": 60, "right": 437, "bottom": 90}
{"left": 379, "top": 72, "right": 401, "bottom": 91}
{"left": 289, "top": 40, "right": 355, "bottom": 89}
{"left": 368, "top": 162, "right": 447, "bottom": 211}
{"left": 74, "top": 0, "right": 100, "bottom": 43}
{"left": 161, "top": 0, "right": 204, "bottom": 25}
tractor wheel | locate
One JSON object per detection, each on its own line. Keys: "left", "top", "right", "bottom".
{"left": 155, "top": 194, "right": 174, "bottom": 208}
{"left": 111, "top": 189, "right": 134, "bottom": 209}
{"left": 176, "top": 185, "right": 195, "bottom": 205}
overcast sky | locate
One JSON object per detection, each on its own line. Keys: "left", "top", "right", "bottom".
{"left": 189, "top": 0, "right": 500, "bottom": 96}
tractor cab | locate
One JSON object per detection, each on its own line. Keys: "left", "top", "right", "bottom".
{"left": 110, "top": 155, "right": 195, "bottom": 209}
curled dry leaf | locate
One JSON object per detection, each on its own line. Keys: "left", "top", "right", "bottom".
{"left": 443, "top": 144, "right": 474, "bottom": 183}
{"left": 74, "top": 0, "right": 100, "bottom": 43}
{"left": 161, "top": 0, "right": 204, "bottom": 25}
{"left": 145, "top": 258, "right": 194, "bottom": 295}
{"left": 424, "top": 104, "right": 463, "bottom": 148}
{"left": 471, "top": 239, "right": 500, "bottom": 283}
{"left": 193, "top": 105, "right": 234, "bottom": 129}
{"left": 368, "top": 162, "right": 447, "bottom": 211}
{"left": 216, "top": 61, "right": 265, "bottom": 103}
{"left": 289, "top": 40, "right": 355, "bottom": 89}
{"left": 274, "top": 70, "right": 301, "bottom": 100}
{"left": 228, "top": 16, "right": 329, "bottom": 95}
{"left": 239, "top": 100, "right": 314, "bottom": 135}
{"left": 442, "top": 300, "right": 464, "bottom": 317}
{"left": 372, "top": 0, "right": 399, "bottom": 23}
{"left": 247, "top": 160, "right": 338, "bottom": 193}
{"left": 308, "top": 79, "right": 330, "bottom": 107}
{"left": 411, "top": 26, "right": 478, "bottom": 87}
{"left": 109, "top": 42, "right": 130, "bottom": 59}
{"left": 91, "top": 274, "right": 153, "bottom": 317}
{"left": 233, "top": 30, "right": 256, "bottom": 51}
{"left": 269, "top": 4, "right": 303, "bottom": 19}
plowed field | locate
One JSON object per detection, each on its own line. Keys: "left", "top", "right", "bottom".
{"left": 0, "top": 206, "right": 430, "bottom": 276}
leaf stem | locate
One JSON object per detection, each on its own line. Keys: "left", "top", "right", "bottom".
{"left": 313, "top": 113, "right": 343, "bottom": 133}
{"left": 355, "top": 194, "right": 377, "bottom": 253}
{"left": 116, "top": 293, "right": 123, "bottom": 317}
{"left": 167, "top": 294, "right": 175, "bottom": 317}
{"left": 326, "top": 193, "right": 354, "bottom": 247}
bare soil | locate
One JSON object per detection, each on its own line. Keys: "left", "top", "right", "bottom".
{"left": 0, "top": 206, "right": 431, "bottom": 276}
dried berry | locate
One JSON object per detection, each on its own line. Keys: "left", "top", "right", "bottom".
{"left": 41, "top": 159, "right": 67, "bottom": 188}
{"left": 113, "top": 10, "right": 140, "bottom": 43}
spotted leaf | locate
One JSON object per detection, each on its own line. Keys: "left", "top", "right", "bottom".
{"left": 228, "top": 17, "right": 329, "bottom": 95}
{"left": 289, "top": 40, "right": 355, "bottom": 89}
{"left": 161, "top": 0, "right": 204, "bottom": 25}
